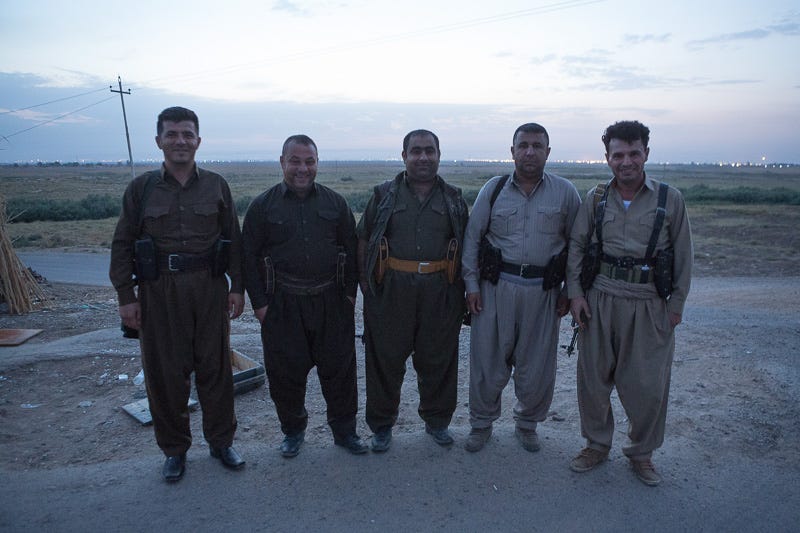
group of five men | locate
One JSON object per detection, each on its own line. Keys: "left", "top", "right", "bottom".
{"left": 110, "top": 106, "right": 693, "bottom": 487}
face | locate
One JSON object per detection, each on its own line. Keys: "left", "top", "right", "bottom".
{"left": 280, "top": 141, "right": 318, "bottom": 196}
{"left": 402, "top": 133, "right": 440, "bottom": 183}
{"left": 511, "top": 131, "right": 550, "bottom": 180}
{"left": 155, "top": 120, "right": 201, "bottom": 166}
{"left": 605, "top": 138, "right": 649, "bottom": 188}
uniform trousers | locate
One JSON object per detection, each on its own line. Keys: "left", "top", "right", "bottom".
{"left": 139, "top": 270, "right": 237, "bottom": 457}
{"left": 260, "top": 286, "right": 358, "bottom": 439}
{"left": 363, "top": 270, "right": 465, "bottom": 432}
{"left": 577, "top": 287, "right": 675, "bottom": 459}
{"left": 468, "top": 274, "right": 561, "bottom": 431}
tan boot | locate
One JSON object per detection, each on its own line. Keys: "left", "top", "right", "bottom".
{"left": 515, "top": 427, "right": 541, "bottom": 452}
{"left": 464, "top": 427, "right": 492, "bottom": 453}
{"left": 569, "top": 447, "right": 608, "bottom": 473}
{"left": 631, "top": 459, "right": 662, "bottom": 486}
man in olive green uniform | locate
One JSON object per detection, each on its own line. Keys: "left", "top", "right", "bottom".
{"left": 110, "top": 107, "right": 245, "bottom": 482}
{"left": 357, "top": 129, "right": 468, "bottom": 452}
{"left": 566, "top": 120, "right": 693, "bottom": 486}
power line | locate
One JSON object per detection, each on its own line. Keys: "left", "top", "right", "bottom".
{"left": 1, "top": 95, "right": 116, "bottom": 139}
{"left": 0, "top": 87, "right": 108, "bottom": 116}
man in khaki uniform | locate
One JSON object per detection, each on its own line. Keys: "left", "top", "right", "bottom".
{"left": 566, "top": 120, "right": 693, "bottom": 486}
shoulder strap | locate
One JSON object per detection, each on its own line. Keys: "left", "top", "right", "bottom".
{"left": 137, "top": 172, "right": 158, "bottom": 235}
{"left": 644, "top": 182, "right": 669, "bottom": 261}
{"left": 488, "top": 175, "right": 510, "bottom": 212}
{"left": 593, "top": 180, "right": 612, "bottom": 244}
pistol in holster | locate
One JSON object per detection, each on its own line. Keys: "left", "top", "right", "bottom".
{"left": 134, "top": 235, "right": 159, "bottom": 282}
{"left": 210, "top": 239, "right": 231, "bottom": 278}
{"left": 375, "top": 237, "right": 389, "bottom": 285}
{"left": 445, "top": 238, "right": 459, "bottom": 284}
{"left": 652, "top": 247, "right": 674, "bottom": 299}
{"left": 336, "top": 246, "right": 347, "bottom": 289}
{"left": 262, "top": 256, "right": 275, "bottom": 295}
{"left": 478, "top": 235, "right": 503, "bottom": 284}
{"left": 580, "top": 242, "right": 602, "bottom": 292}
{"left": 542, "top": 246, "right": 568, "bottom": 290}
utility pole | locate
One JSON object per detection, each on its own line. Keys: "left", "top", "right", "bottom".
{"left": 110, "top": 76, "right": 135, "bottom": 180}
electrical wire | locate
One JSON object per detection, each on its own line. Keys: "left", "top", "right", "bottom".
{"left": 2, "top": 95, "right": 116, "bottom": 139}
{"left": 0, "top": 87, "right": 108, "bottom": 116}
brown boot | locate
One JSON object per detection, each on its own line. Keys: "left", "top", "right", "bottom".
{"left": 569, "top": 447, "right": 608, "bottom": 473}
{"left": 631, "top": 459, "right": 662, "bottom": 486}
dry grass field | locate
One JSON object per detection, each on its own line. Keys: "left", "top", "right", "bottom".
{"left": 2, "top": 161, "right": 799, "bottom": 276}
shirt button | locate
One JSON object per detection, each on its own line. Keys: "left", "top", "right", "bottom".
{"left": 180, "top": 206, "right": 185, "bottom": 211}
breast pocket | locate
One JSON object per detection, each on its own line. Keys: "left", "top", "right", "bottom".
{"left": 491, "top": 207, "right": 520, "bottom": 237}
{"left": 190, "top": 202, "right": 221, "bottom": 235}
{"left": 536, "top": 206, "right": 563, "bottom": 234}
{"left": 317, "top": 207, "right": 340, "bottom": 241}
{"left": 142, "top": 204, "right": 172, "bottom": 236}
{"left": 266, "top": 211, "right": 294, "bottom": 245}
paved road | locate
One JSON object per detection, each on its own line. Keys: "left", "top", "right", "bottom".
{"left": 17, "top": 251, "right": 111, "bottom": 287}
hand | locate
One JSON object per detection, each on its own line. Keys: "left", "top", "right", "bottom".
{"left": 669, "top": 312, "right": 682, "bottom": 328}
{"left": 254, "top": 306, "right": 268, "bottom": 324}
{"left": 569, "top": 296, "right": 591, "bottom": 329}
{"left": 555, "top": 294, "right": 569, "bottom": 318}
{"left": 119, "top": 302, "right": 141, "bottom": 331}
{"left": 228, "top": 293, "right": 244, "bottom": 319}
{"left": 467, "top": 292, "right": 482, "bottom": 315}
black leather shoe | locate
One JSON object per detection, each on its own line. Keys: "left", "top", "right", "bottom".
{"left": 335, "top": 433, "right": 369, "bottom": 455}
{"left": 425, "top": 425, "right": 454, "bottom": 446}
{"left": 370, "top": 428, "right": 392, "bottom": 453}
{"left": 210, "top": 446, "right": 245, "bottom": 470}
{"left": 280, "top": 431, "right": 305, "bottom": 458}
{"left": 162, "top": 454, "right": 186, "bottom": 482}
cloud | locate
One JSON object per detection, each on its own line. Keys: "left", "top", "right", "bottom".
{"left": 529, "top": 53, "right": 557, "bottom": 65}
{"left": 623, "top": 33, "right": 671, "bottom": 45}
{"left": 686, "top": 14, "right": 800, "bottom": 51}
{"left": 272, "top": 0, "right": 306, "bottom": 15}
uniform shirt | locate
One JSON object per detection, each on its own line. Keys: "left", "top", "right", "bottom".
{"left": 566, "top": 176, "right": 693, "bottom": 315}
{"left": 109, "top": 164, "right": 243, "bottom": 306}
{"left": 360, "top": 176, "right": 454, "bottom": 261}
{"left": 241, "top": 181, "right": 357, "bottom": 310}
{"left": 462, "top": 171, "right": 581, "bottom": 294}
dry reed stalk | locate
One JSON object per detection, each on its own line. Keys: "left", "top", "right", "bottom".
{"left": 0, "top": 195, "right": 48, "bottom": 314}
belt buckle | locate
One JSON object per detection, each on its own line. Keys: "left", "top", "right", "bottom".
{"left": 417, "top": 262, "right": 430, "bottom": 274}
{"left": 619, "top": 256, "right": 635, "bottom": 269}
{"left": 519, "top": 264, "right": 530, "bottom": 277}
{"left": 168, "top": 254, "right": 182, "bottom": 272}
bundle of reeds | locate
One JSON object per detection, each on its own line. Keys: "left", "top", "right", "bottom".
{"left": 0, "top": 195, "right": 48, "bottom": 314}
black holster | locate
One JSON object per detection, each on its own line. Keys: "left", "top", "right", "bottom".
{"left": 542, "top": 246, "right": 568, "bottom": 290}
{"left": 478, "top": 236, "right": 503, "bottom": 284}
{"left": 262, "top": 256, "right": 275, "bottom": 295}
{"left": 653, "top": 247, "right": 674, "bottom": 299}
{"left": 336, "top": 247, "right": 347, "bottom": 288}
{"left": 134, "top": 235, "right": 158, "bottom": 282}
{"left": 580, "top": 242, "right": 602, "bottom": 292}
{"left": 210, "top": 239, "right": 231, "bottom": 278}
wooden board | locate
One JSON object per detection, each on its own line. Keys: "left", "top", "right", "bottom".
{"left": 0, "top": 329, "right": 43, "bottom": 346}
{"left": 122, "top": 397, "right": 198, "bottom": 426}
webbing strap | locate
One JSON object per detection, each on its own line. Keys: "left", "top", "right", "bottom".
{"left": 643, "top": 182, "right": 669, "bottom": 262}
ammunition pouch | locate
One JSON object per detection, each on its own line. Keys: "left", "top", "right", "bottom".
{"left": 210, "top": 239, "right": 231, "bottom": 278}
{"left": 445, "top": 238, "right": 459, "bottom": 284}
{"left": 262, "top": 256, "right": 275, "bottom": 295}
{"left": 653, "top": 247, "right": 674, "bottom": 299}
{"left": 336, "top": 247, "right": 347, "bottom": 289}
{"left": 478, "top": 236, "right": 503, "bottom": 284}
{"left": 375, "top": 237, "right": 389, "bottom": 284}
{"left": 134, "top": 235, "right": 159, "bottom": 282}
{"left": 542, "top": 246, "right": 568, "bottom": 290}
{"left": 580, "top": 242, "right": 602, "bottom": 292}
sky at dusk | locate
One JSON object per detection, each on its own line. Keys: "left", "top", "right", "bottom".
{"left": 1, "top": 0, "right": 798, "bottom": 164}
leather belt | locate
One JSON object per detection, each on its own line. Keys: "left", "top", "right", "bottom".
{"left": 500, "top": 261, "right": 546, "bottom": 279}
{"left": 599, "top": 261, "right": 652, "bottom": 283}
{"left": 386, "top": 257, "right": 447, "bottom": 274}
{"left": 157, "top": 252, "right": 212, "bottom": 273}
{"left": 277, "top": 279, "right": 335, "bottom": 295}
{"left": 601, "top": 253, "right": 654, "bottom": 268}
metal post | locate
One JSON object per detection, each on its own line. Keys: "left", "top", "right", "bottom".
{"left": 110, "top": 76, "right": 135, "bottom": 180}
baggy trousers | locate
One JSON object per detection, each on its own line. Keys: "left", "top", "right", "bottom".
{"left": 363, "top": 270, "right": 465, "bottom": 432}
{"left": 577, "top": 288, "right": 675, "bottom": 459}
{"left": 260, "top": 286, "right": 358, "bottom": 439}
{"left": 468, "top": 275, "right": 561, "bottom": 431}
{"left": 139, "top": 270, "right": 237, "bottom": 457}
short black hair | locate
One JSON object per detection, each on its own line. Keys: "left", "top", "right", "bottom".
{"left": 512, "top": 123, "right": 549, "bottom": 146}
{"left": 403, "top": 129, "right": 440, "bottom": 153}
{"left": 157, "top": 107, "right": 199, "bottom": 135}
{"left": 282, "top": 134, "right": 318, "bottom": 157}
{"left": 602, "top": 120, "right": 650, "bottom": 151}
